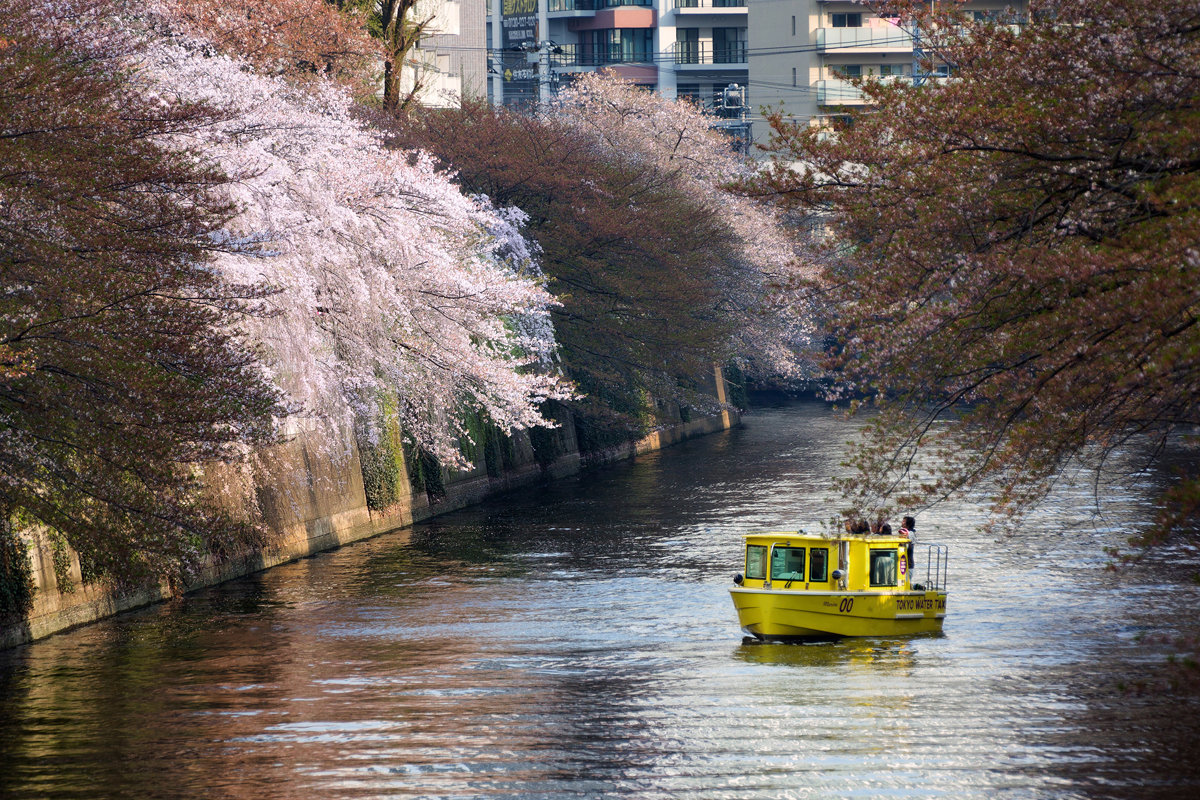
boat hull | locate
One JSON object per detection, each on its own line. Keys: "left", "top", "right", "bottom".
{"left": 730, "top": 588, "right": 947, "bottom": 640}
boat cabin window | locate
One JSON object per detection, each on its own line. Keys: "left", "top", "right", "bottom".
{"left": 745, "top": 544, "right": 768, "bottom": 580}
{"left": 809, "top": 547, "right": 828, "bottom": 582}
{"left": 770, "top": 546, "right": 806, "bottom": 581}
{"left": 869, "top": 549, "right": 898, "bottom": 587}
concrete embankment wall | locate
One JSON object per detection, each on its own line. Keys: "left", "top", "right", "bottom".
{"left": 1, "top": 384, "right": 739, "bottom": 650}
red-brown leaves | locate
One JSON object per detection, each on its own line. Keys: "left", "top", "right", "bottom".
{"left": 756, "top": 0, "right": 1200, "bottom": 535}
{"left": 0, "top": 0, "right": 284, "bottom": 592}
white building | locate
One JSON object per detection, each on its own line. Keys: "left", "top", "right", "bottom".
{"left": 747, "top": 1, "right": 1029, "bottom": 143}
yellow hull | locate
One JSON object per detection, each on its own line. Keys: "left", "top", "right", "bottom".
{"left": 730, "top": 588, "right": 947, "bottom": 640}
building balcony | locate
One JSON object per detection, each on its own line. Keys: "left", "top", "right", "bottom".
{"left": 673, "top": 41, "right": 747, "bottom": 66}
{"left": 815, "top": 74, "right": 903, "bottom": 105}
{"left": 816, "top": 25, "right": 913, "bottom": 53}
{"left": 551, "top": 42, "right": 656, "bottom": 67}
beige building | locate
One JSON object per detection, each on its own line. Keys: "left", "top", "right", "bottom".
{"left": 408, "top": 0, "right": 490, "bottom": 107}
{"left": 747, "top": 0, "right": 1028, "bottom": 144}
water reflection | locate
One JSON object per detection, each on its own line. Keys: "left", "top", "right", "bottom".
{"left": 1, "top": 401, "right": 1199, "bottom": 799}
{"left": 733, "top": 637, "right": 921, "bottom": 672}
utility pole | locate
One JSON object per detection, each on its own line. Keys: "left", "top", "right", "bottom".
{"left": 491, "top": 0, "right": 503, "bottom": 104}
{"left": 538, "top": 0, "right": 550, "bottom": 108}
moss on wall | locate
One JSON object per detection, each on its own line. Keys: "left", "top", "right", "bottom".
{"left": 0, "top": 522, "right": 33, "bottom": 622}
{"left": 357, "top": 396, "right": 407, "bottom": 512}
{"left": 48, "top": 529, "right": 74, "bottom": 594}
{"left": 724, "top": 362, "right": 749, "bottom": 411}
{"left": 404, "top": 441, "right": 445, "bottom": 503}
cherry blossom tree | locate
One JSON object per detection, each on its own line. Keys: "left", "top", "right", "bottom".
{"left": 0, "top": 0, "right": 572, "bottom": 606}
{"left": 389, "top": 98, "right": 748, "bottom": 440}
{"left": 552, "top": 73, "right": 820, "bottom": 384}
{"left": 755, "top": 0, "right": 1200, "bottom": 537}
{"left": 138, "top": 31, "right": 571, "bottom": 467}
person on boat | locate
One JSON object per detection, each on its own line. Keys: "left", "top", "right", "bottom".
{"left": 900, "top": 516, "right": 916, "bottom": 579}
{"left": 880, "top": 522, "right": 892, "bottom": 536}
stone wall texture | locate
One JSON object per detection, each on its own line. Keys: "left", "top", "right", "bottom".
{"left": 2, "top": 372, "right": 739, "bottom": 650}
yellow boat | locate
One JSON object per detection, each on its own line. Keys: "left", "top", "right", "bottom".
{"left": 730, "top": 530, "right": 948, "bottom": 640}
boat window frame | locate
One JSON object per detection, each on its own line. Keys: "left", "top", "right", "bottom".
{"left": 770, "top": 545, "right": 806, "bottom": 581}
{"left": 809, "top": 547, "right": 829, "bottom": 582}
{"left": 869, "top": 547, "right": 898, "bottom": 587}
{"left": 745, "top": 544, "right": 768, "bottom": 580}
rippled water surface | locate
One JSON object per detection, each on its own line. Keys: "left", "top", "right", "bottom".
{"left": 2, "top": 401, "right": 1200, "bottom": 799}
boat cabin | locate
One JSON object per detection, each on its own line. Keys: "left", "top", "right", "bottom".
{"left": 737, "top": 532, "right": 930, "bottom": 593}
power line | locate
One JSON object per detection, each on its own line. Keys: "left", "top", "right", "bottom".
{"left": 456, "top": 31, "right": 922, "bottom": 57}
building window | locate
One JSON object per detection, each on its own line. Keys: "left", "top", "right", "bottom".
{"left": 879, "top": 63, "right": 904, "bottom": 76}
{"left": 677, "top": 28, "right": 699, "bottom": 64}
{"left": 584, "top": 28, "right": 653, "bottom": 64}
{"left": 870, "top": 549, "right": 898, "bottom": 587}
{"left": 713, "top": 27, "right": 746, "bottom": 63}
{"left": 809, "top": 548, "right": 829, "bottom": 582}
{"left": 792, "top": 66, "right": 797, "bottom": 86}
{"left": 745, "top": 545, "right": 767, "bottom": 580}
{"left": 791, "top": 15, "right": 796, "bottom": 36}
{"left": 770, "top": 546, "right": 806, "bottom": 582}
{"left": 837, "top": 64, "right": 862, "bottom": 78}
{"left": 831, "top": 12, "right": 862, "bottom": 28}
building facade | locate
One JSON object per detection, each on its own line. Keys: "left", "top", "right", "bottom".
{"left": 482, "top": 1, "right": 1027, "bottom": 148}
{"left": 409, "top": 0, "right": 489, "bottom": 107}
{"left": 486, "top": 0, "right": 751, "bottom": 118}
{"left": 748, "top": 1, "right": 1029, "bottom": 143}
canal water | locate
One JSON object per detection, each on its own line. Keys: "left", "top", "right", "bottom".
{"left": 2, "top": 400, "right": 1199, "bottom": 799}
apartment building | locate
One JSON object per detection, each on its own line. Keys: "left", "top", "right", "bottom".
{"left": 486, "top": 0, "right": 751, "bottom": 116}
{"left": 482, "top": 1, "right": 1027, "bottom": 147}
{"left": 748, "top": 1, "right": 1028, "bottom": 142}
{"left": 406, "top": 0, "right": 489, "bottom": 107}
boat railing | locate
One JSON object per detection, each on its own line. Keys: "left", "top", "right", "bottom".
{"left": 920, "top": 543, "right": 949, "bottom": 592}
